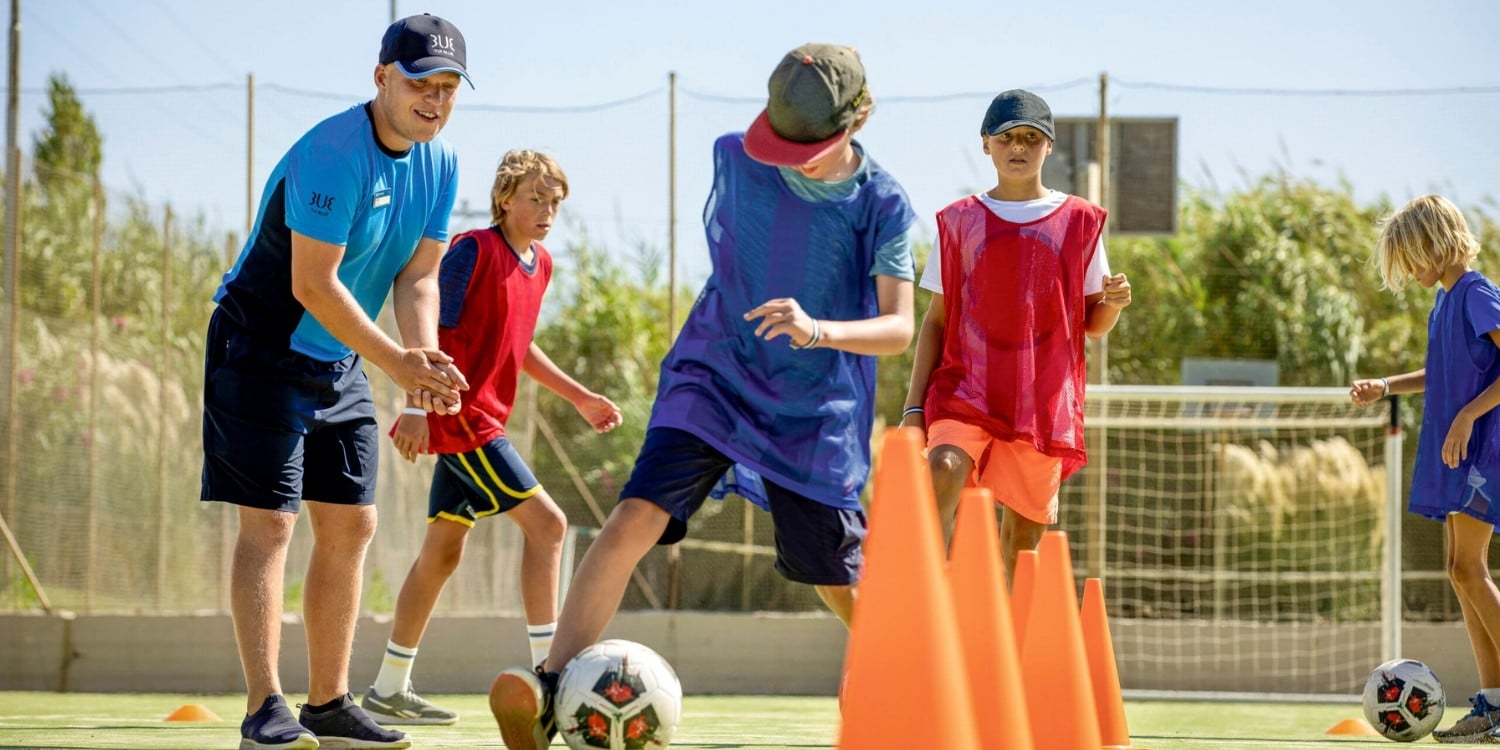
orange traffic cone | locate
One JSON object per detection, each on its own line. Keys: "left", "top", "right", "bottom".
{"left": 1020, "top": 530, "right": 1101, "bottom": 750}
{"left": 164, "top": 703, "right": 222, "bottom": 722}
{"left": 948, "top": 487, "right": 1033, "bottom": 750}
{"left": 839, "top": 427, "right": 980, "bottom": 749}
{"left": 1011, "top": 548, "right": 1039, "bottom": 650}
{"left": 1082, "top": 578, "right": 1148, "bottom": 749}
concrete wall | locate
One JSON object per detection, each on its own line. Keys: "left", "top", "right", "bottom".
{"left": 0, "top": 612, "right": 1480, "bottom": 699}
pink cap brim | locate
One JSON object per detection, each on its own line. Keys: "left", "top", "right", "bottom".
{"left": 743, "top": 109, "right": 847, "bottom": 167}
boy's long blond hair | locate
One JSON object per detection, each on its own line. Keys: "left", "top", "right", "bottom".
{"left": 490, "top": 150, "right": 569, "bottom": 225}
{"left": 1376, "top": 194, "right": 1480, "bottom": 289}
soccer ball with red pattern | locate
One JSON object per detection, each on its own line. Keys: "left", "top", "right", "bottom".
{"left": 556, "top": 639, "right": 682, "bottom": 750}
{"left": 1362, "top": 658, "right": 1445, "bottom": 742}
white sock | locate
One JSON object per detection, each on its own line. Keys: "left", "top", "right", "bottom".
{"left": 528, "top": 622, "right": 557, "bottom": 670}
{"left": 373, "top": 641, "right": 417, "bottom": 697}
{"left": 1482, "top": 687, "right": 1500, "bottom": 705}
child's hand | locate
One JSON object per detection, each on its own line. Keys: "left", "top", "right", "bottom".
{"left": 1443, "top": 413, "right": 1477, "bottom": 469}
{"left": 574, "top": 393, "right": 623, "bottom": 434}
{"left": 745, "top": 298, "right": 818, "bottom": 348}
{"left": 899, "top": 410, "right": 926, "bottom": 433}
{"left": 391, "top": 409, "right": 430, "bottom": 462}
{"left": 1101, "top": 273, "right": 1131, "bottom": 308}
{"left": 1348, "top": 378, "right": 1387, "bottom": 408}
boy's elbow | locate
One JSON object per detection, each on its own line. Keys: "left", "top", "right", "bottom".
{"left": 882, "top": 320, "right": 915, "bottom": 354}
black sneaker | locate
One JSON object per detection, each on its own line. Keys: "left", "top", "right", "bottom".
{"left": 489, "top": 665, "right": 559, "bottom": 750}
{"left": 240, "top": 694, "right": 318, "bottom": 750}
{"left": 298, "top": 694, "right": 411, "bottom": 749}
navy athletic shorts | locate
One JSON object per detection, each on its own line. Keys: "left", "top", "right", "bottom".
{"left": 200, "top": 307, "right": 379, "bottom": 512}
{"left": 429, "top": 436, "right": 541, "bottom": 526}
{"left": 620, "top": 426, "right": 866, "bottom": 586}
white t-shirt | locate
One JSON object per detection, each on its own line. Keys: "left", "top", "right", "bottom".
{"left": 917, "top": 190, "right": 1109, "bottom": 295}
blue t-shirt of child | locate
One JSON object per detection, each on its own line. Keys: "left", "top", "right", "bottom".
{"left": 655, "top": 133, "right": 916, "bottom": 511}
{"left": 1412, "top": 270, "right": 1500, "bottom": 525}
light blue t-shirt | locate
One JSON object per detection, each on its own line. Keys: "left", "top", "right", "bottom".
{"left": 215, "top": 103, "right": 459, "bottom": 362}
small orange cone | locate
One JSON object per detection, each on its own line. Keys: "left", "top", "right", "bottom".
{"left": 1011, "top": 548, "right": 1039, "bottom": 649}
{"left": 838, "top": 427, "right": 980, "bottom": 749}
{"left": 164, "top": 703, "right": 223, "bottom": 722}
{"left": 1082, "top": 578, "right": 1148, "bottom": 749}
{"left": 948, "top": 487, "right": 1034, "bottom": 750}
{"left": 1326, "top": 717, "right": 1382, "bottom": 736}
{"left": 1020, "top": 530, "right": 1101, "bottom": 750}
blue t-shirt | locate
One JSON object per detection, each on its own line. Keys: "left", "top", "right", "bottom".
{"left": 653, "top": 133, "right": 916, "bottom": 510}
{"left": 214, "top": 103, "right": 458, "bottom": 362}
{"left": 1412, "top": 270, "right": 1500, "bottom": 524}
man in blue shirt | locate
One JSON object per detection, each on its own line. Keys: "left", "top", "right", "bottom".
{"left": 202, "top": 14, "right": 472, "bottom": 750}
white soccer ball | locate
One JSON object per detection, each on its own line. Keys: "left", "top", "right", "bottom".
{"left": 1362, "top": 658, "right": 1445, "bottom": 742}
{"left": 556, "top": 639, "right": 682, "bottom": 750}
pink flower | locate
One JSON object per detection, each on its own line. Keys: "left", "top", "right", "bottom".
{"left": 17, "top": 369, "right": 33, "bottom": 386}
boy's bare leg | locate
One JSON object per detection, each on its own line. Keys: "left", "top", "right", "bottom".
{"left": 999, "top": 505, "right": 1046, "bottom": 589}
{"left": 1448, "top": 513, "right": 1500, "bottom": 687}
{"left": 390, "top": 518, "right": 470, "bottom": 648}
{"left": 928, "top": 445, "right": 974, "bottom": 548}
{"left": 544, "top": 498, "right": 670, "bottom": 671}
{"left": 507, "top": 491, "right": 569, "bottom": 628}
{"left": 814, "top": 584, "right": 856, "bottom": 627}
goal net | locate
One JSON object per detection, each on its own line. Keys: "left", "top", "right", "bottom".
{"left": 1055, "top": 385, "right": 1399, "bottom": 695}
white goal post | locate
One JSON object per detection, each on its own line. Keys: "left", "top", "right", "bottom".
{"left": 1060, "top": 385, "right": 1402, "bottom": 694}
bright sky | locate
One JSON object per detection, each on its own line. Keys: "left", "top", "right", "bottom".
{"left": 10, "top": 0, "right": 1500, "bottom": 283}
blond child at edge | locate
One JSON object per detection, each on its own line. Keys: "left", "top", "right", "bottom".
{"left": 901, "top": 89, "right": 1130, "bottom": 583}
{"left": 1351, "top": 194, "right": 1500, "bottom": 744}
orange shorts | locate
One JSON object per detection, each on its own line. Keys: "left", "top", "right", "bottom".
{"left": 926, "top": 419, "right": 1061, "bottom": 524}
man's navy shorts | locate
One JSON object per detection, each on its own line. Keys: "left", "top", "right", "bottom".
{"left": 200, "top": 308, "right": 379, "bottom": 512}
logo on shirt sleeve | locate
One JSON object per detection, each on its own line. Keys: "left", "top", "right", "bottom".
{"left": 308, "top": 192, "right": 335, "bottom": 216}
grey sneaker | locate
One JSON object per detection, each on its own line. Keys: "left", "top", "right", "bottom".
{"left": 361, "top": 685, "right": 459, "bottom": 726}
{"left": 489, "top": 666, "right": 558, "bottom": 750}
{"left": 1436, "top": 693, "right": 1500, "bottom": 743}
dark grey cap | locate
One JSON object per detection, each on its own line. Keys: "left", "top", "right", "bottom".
{"left": 981, "top": 89, "right": 1053, "bottom": 139}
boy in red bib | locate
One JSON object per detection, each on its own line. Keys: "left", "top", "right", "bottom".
{"left": 902, "top": 89, "right": 1131, "bottom": 581}
{"left": 360, "top": 151, "right": 621, "bottom": 727}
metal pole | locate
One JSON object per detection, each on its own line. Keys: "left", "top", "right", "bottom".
{"left": 665, "top": 71, "right": 681, "bottom": 610}
{"left": 245, "top": 73, "right": 254, "bottom": 239}
{"left": 667, "top": 71, "right": 678, "bottom": 341}
{"left": 2, "top": 0, "right": 20, "bottom": 539}
{"left": 85, "top": 178, "right": 102, "bottom": 610}
{"left": 156, "top": 207, "right": 172, "bottom": 610}
{"left": 1382, "top": 396, "right": 1404, "bottom": 660}
{"left": 1084, "top": 72, "right": 1110, "bottom": 579}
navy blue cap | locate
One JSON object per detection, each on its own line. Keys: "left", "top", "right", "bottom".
{"left": 379, "top": 14, "right": 472, "bottom": 89}
{"left": 981, "top": 89, "right": 1053, "bottom": 139}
